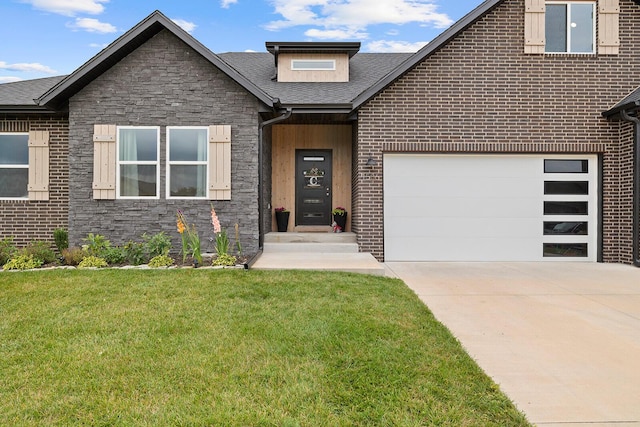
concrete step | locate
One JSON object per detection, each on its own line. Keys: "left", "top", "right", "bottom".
{"left": 263, "top": 242, "right": 359, "bottom": 253}
{"left": 250, "top": 252, "right": 385, "bottom": 276}
{"left": 264, "top": 231, "right": 356, "bottom": 244}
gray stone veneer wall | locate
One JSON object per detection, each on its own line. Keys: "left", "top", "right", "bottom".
{"left": 354, "top": 0, "right": 640, "bottom": 262}
{"left": 68, "top": 30, "right": 261, "bottom": 255}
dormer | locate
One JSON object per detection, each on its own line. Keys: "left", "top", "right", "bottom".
{"left": 266, "top": 42, "right": 360, "bottom": 83}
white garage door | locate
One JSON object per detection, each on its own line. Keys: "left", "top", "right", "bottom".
{"left": 384, "top": 154, "right": 598, "bottom": 262}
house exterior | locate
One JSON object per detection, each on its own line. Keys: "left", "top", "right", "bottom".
{"left": 1, "top": 0, "right": 640, "bottom": 264}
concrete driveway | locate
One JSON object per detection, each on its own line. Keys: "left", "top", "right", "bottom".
{"left": 385, "top": 262, "right": 640, "bottom": 427}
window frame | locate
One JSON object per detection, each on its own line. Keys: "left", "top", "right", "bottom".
{"left": 291, "top": 59, "right": 336, "bottom": 71}
{"left": 545, "top": 1, "right": 596, "bottom": 54}
{"left": 0, "top": 132, "right": 29, "bottom": 200}
{"left": 116, "top": 126, "right": 160, "bottom": 200}
{"left": 166, "top": 126, "right": 209, "bottom": 200}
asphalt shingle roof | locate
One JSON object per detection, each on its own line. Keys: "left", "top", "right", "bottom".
{"left": 218, "top": 52, "right": 412, "bottom": 106}
{"left": 0, "top": 76, "right": 67, "bottom": 106}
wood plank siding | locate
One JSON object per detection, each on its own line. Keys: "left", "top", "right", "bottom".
{"left": 271, "top": 124, "right": 352, "bottom": 231}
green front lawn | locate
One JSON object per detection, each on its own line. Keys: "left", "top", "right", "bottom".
{"left": 0, "top": 269, "right": 529, "bottom": 426}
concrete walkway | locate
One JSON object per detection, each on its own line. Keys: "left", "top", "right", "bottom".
{"left": 385, "top": 262, "right": 640, "bottom": 427}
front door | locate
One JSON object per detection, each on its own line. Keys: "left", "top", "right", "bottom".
{"left": 295, "top": 150, "right": 332, "bottom": 226}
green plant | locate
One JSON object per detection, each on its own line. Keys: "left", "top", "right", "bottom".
{"left": 0, "top": 237, "right": 16, "bottom": 266}
{"left": 21, "top": 240, "right": 56, "bottom": 265}
{"left": 83, "top": 233, "right": 111, "bottom": 257}
{"left": 3, "top": 254, "right": 42, "bottom": 271}
{"left": 177, "top": 210, "right": 202, "bottom": 265}
{"left": 53, "top": 228, "right": 69, "bottom": 253}
{"left": 102, "top": 246, "right": 126, "bottom": 265}
{"left": 212, "top": 253, "right": 237, "bottom": 267}
{"left": 234, "top": 223, "right": 242, "bottom": 257}
{"left": 143, "top": 232, "right": 172, "bottom": 258}
{"left": 211, "top": 204, "right": 229, "bottom": 256}
{"left": 61, "top": 247, "right": 86, "bottom": 266}
{"left": 332, "top": 206, "right": 346, "bottom": 215}
{"left": 148, "top": 254, "right": 174, "bottom": 268}
{"left": 123, "top": 241, "right": 146, "bottom": 266}
{"left": 78, "top": 256, "right": 108, "bottom": 268}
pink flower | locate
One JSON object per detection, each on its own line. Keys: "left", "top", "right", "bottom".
{"left": 211, "top": 204, "right": 221, "bottom": 234}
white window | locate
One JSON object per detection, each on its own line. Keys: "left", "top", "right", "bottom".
{"left": 291, "top": 59, "right": 336, "bottom": 71}
{"left": 167, "top": 127, "right": 208, "bottom": 199}
{"left": 545, "top": 2, "right": 595, "bottom": 53}
{"left": 0, "top": 133, "right": 29, "bottom": 199}
{"left": 117, "top": 126, "right": 160, "bottom": 199}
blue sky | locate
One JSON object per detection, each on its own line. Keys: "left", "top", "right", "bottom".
{"left": 0, "top": 0, "right": 484, "bottom": 83}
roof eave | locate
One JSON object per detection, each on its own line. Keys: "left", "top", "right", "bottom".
{"left": 0, "top": 104, "right": 57, "bottom": 114}
{"left": 37, "top": 11, "right": 275, "bottom": 109}
{"left": 351, "top": 0, "right": 505, "bottom": 110}
{"left": 602, "top": 100, "right": 640, "bottom": 119}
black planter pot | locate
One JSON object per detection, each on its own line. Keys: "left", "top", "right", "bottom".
{"left": 275, "top": 211, "right": 290, "bottom": 232}
{"left": 333, "top": 212, "right": 347, "bottom": 231}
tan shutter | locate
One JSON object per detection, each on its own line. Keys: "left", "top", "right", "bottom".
{"left": 28, "top": 130, "right": 50, "bottom": 201}
{"left": 92, "top": 125, "right": 117, "bottom": 200}
{"left": 524, "top": 0, "right": 545, "bottom": 54}
{"left": 208, "top": 125, "right": 232, "bottom": 200}
{"left": 599, "top": 0, "right": 620, "bottom": 55}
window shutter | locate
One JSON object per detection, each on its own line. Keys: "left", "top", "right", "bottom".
{"left": 92, "top": 124, "right": 117, "bottom": 200}
{"left": 28, "top": 130, "right": 50, "bottom": 201}
{"left": 599, "top": 0, "right": 620, "bottom": 55}
{"left": 524, "top": 0, "right": 545, "bottom": 54}
{"left": 208, "top": 125, "right": 232, "bottom": 200}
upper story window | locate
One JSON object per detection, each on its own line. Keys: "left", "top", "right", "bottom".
{"left": 0, "top": 133, "right": 29, "bottom": 199}
{"left": 167, "top": 127, "right": 208, "bottom": 199}
{"left": 117, "top": 126, "right": 159, "bottom": 199}
{"left": 291, "top": 59, "right": 336, "bottom": 71}
{"left": 545, "top": 2, "right": 595, "bottom": 54}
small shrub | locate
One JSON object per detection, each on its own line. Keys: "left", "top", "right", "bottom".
{"left": 53, "top": 228, "right": 69, "bottom": 253}
{"left": 143, "top": 232, "right": 172, "bottom": 258}
{"left": 61, "top": 247, "right": 86, "bottom": 266}
{"left": 212, "top": 253, "right": 237, "bottom": 267}
{"left": 22, "top": 241, "right": 56, "bottom": 265}
{"left": 83, "top": 233, "right": 111, "bottom": 257}
{"left": 148, "top": 255, "right": 174, "bottom": 268}
{"left": 124, "top": 241, "right": 146, "bottom": 266}
{"left": 0, "top": 237, "right": 16, "bottom": 266}
{"left": 78, "top": 256, "right": 108, "bottom": 269}
{"left": 102, "top": 246, "right": 126, "bottom": 265}
{"left": 3, "top": 254, "right": 42, "bottom": 271}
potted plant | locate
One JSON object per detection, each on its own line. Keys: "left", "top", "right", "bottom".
{"left": 332, "top": 206, "right": 347, "bottom": 232}
{"left": 274, "top": 207, "right": 290, "bottom": 232}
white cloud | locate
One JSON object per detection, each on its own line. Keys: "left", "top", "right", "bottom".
{"left": 221, "top": 0, "right": 238, "bottom": 8}
{"left": 0, "top": 77, "right": 23, "bottom": 83}
{"left": 67, "top": 17, "right": 116, "bottom": 33}
{"left": 265, "top": 0, "right": 453, "bottom": 36}
{"left": 366, "top": 39, "right": 429, "bottom": 52}
{"left": 20, "top": 0, "right": 109, "bottom": 16}
{"left": 0, "top": 61, "right": 57, "bottom": 74}
{"left": 89, "top": 42, "right": 110, "bottom": 49}
{"left": 305, "top": 28, "right": 368, "bottom": 40}
{"left": 171, "top": 19, "right": 197, "bottom": 34}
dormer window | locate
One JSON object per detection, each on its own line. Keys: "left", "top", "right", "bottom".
{"left": 266, "top": 42, "right": 360, "bottom": 83}
{"left": 291, "top": 59, "right": 336, "bottom": 71}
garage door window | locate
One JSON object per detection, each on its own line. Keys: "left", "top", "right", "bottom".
{"left": 542, "top": 158, "right": 593, "bottom": 258}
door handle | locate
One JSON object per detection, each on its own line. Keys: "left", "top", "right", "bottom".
{"left": 326, "top": 187, "right": 330, "bottom": 196}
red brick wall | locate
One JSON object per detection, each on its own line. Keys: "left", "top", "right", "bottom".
{"left": 355, "top": 0, "right": 639, "bottom": 262}
{"left": 0, "top": 115, "right": 69, "bottom": 248}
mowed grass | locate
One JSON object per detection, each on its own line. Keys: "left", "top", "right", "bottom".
{"left": 0, "top": 269, "right": 530, "bottom": 426}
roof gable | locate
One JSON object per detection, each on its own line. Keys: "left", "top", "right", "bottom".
{"left": 37, "top": 10, "right": 274, "bottom": 109}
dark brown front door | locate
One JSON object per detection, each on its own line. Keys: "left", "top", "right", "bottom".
{"left": 295, "top": 150, "right": 332, "bottom": 226}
